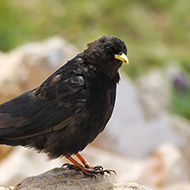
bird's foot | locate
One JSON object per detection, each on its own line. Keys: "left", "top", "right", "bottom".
{"left": 62, "top": 163, "right": 82, "bottom": 171}
{"left": 84, "top": 165, "right": 116, "bottom": 175}
{"left": 62, "top": 163, "right": 115, "bottom": 177}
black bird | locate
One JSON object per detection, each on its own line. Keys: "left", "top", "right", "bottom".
{"left": 0, "top": 36, "right": 128, "bottom": 175}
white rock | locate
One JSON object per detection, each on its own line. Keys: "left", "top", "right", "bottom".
{"left": 82, "top": 146, "right": 144, "bottom": 183}
{"left": 94, "top": 73, "right": 184, "bottom": 158}
{"left": 0, "top": 147, "right": 63, "bottom": 186}
{"left": 0, "top": 36, "right": 78, "bottom": 102}
{"left": 0, "top": 145, "right": 145, "bottom": 187}
{"left": 137, "top": 144, "right": 189, "bottom": 189}
{"left": 164, "top": 183, "right": 190, "bottom": 190}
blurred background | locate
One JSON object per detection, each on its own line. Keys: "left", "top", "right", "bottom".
{"left": 0, "top": 0, "right": 190, "bottom": 189}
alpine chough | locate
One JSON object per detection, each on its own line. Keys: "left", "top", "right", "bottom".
{"left": 0, "top": 36, "right": 129, "bottom": 176}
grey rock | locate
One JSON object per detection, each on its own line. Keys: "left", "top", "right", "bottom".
{"left": 0, "top": 147, "right": 63, "bottom": 186}
{"left": 13, "top": 168, "right": 152, "bottom": 190}
{"left": 164, "top": 184, "right": 190, "bottom": 190}
{"left": 137, "top": 144, "right": 189, "bottom": 189}
{"left": 0, "top": 36, "right": 78, "bottom": 102}
{"left": 0, "top": 145, "right": 144, "bottom": 187}
{"left": 94, "top": 73, "right": 184, "bottom": 158}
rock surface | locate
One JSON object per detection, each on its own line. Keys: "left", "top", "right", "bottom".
{"left": 0, "top": 36, "right": 78, "bottom": 103}
{"left": 1, "top": 144, "right": 189, "bottom": 189}
{"left": 0, "top": 145, "right": 144, "bottom": 187}
{"left": 94, "top": 71, "right": 186, "bottom": 159}
{"left": 0, "top": 147, "right": 63, "bottom": 186}
{"left": 164, "top": 184, "right": 190, "bottom": 190}
{"left": 13, "top": 168, "right": 152, "bottom": 190}
{"left": 137, "top": 144, "right": 189, "bottom": 189}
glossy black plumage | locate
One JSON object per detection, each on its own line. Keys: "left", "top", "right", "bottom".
{"left": 0, "top": 36, "right": 128, "bottom": 159}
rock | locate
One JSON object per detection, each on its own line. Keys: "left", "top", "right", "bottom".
{"left": 164, "top": 183, "right": 190, "bottom": 190}
{"left": 0, "top": 145, "right": 144, "bottom": 187}
{"left": 0, "top": 130, "right": 189, "bottom": 189}
{"left": 13, "top": 168, "right": 153, "bottom": 190}
{"left": 137, "top": 144, "right": 189, "bottom": 189}
{"left": 82, "top": 146, "right": 144, "bottom": 183}
{"left": 93, "top": 73, "right": 145, "bottom": 157}
{"left": 0, "top": 147, "right": 63, "bottom": 187}
{"left": 0, "top": 36, "right": 78, "bottom": 103}
{"left": 137, "top": 63, "right": 184, "bottom": 118}
{"left": 170, "top": 115, "right": 190, "bottom": 176}
{"left": 93, "top": 63, "right": 190, "bottom": 163}
{"left": 94, "top": 73, "right": 184, "bottom": 159}
{"left": 0, "top": 187, "right": 13, "bottom": 190}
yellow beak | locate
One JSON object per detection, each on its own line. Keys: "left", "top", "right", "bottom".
{"left": 114, "top": 53, "right": 129, "bottom": 64}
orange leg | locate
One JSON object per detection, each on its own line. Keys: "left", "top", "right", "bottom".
{"left": 76, "top": 153, "right": 92, "bottom": 168}
{"left": 65, "top": 155, "right": 90, "bottom": 175}
{"left": 64, "top": 153, "right": 115, "bottom": 176}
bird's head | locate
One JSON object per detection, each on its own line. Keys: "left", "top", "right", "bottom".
{"left": 83, "top": 36, "right": 129, "bottom": 78}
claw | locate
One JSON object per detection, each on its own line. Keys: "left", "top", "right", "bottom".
{"left": 62, "top": 163, "right": 97, "bottom": 178}
{"left": 84, "top": 165, "right": 116, "bottom": 176}
{"left": 83, "top": 172, "right": 97, "bottom": 179}
{"left": 62, "top": 163, "right": 70, "bottom": 168}
{"left": 62, "top": 163, "right": 81, "bottom": 171}
{"left": 92, "top": 165, "right": 104, "bottom": 171}
{"left": 64, "top": 153, "right": 116, "bottom": 177}
{"left": 86, "top": 165, "right": 116, "bottom": 175}
{"left": 104, "top": 169, "right": 116, "bottom": 175}
{"left": 62, "top": 162, "right": 115, "bottom": 177}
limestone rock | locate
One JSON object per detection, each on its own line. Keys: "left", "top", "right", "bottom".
{"left": 0, "top": 147, "right": 63, "bottom": 186}
{"left": 164, "top": 184, "right": 190, "bottom": 190}
{"left": 137, "top": 63, "right": 183, "bottom": 117}
{"left": 0, "top": 187, "right": 13, "bottom": 190}
{"left": 0, "top": 145, "right": 144, "bottom": 187}
{"left": 137, "top": 144, "right": 189, "bottom": 189}
{"left": 13, "top": 168, "right": 152, "bottom": 190}
{"left": 94, "top": 73, "right": 184, "bottom": 159}
{"left": 0, "top": 36, "right": 78, "bottom": 103}
{"left": 82, "top": 146, "right": 144, "bottom": 183}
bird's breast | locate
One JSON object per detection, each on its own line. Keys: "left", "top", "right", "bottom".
{"left": 83, "top": 72, "right": 117, "bottom": 132}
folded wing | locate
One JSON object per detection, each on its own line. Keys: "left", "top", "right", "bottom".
{"left": 0, "top": 57, "right": 86, "bottom": 142}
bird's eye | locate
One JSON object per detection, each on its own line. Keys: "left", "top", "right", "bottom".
{"left": 105, "top": 44, "right": 112, "bottom": 51}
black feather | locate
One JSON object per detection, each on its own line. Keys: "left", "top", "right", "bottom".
{"left": 0, "top": 36, "right": 127, "bottom": 159}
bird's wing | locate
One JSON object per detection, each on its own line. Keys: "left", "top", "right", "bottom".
{"left": 0, "top": 58, "right": 86, "bottom": 139}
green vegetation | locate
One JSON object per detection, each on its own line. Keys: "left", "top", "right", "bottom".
{"left": 171, "top": 88, "right": 190, "bottom": 120}
{"left": 1, "top": 0, "right": 190, "bottom": 119}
